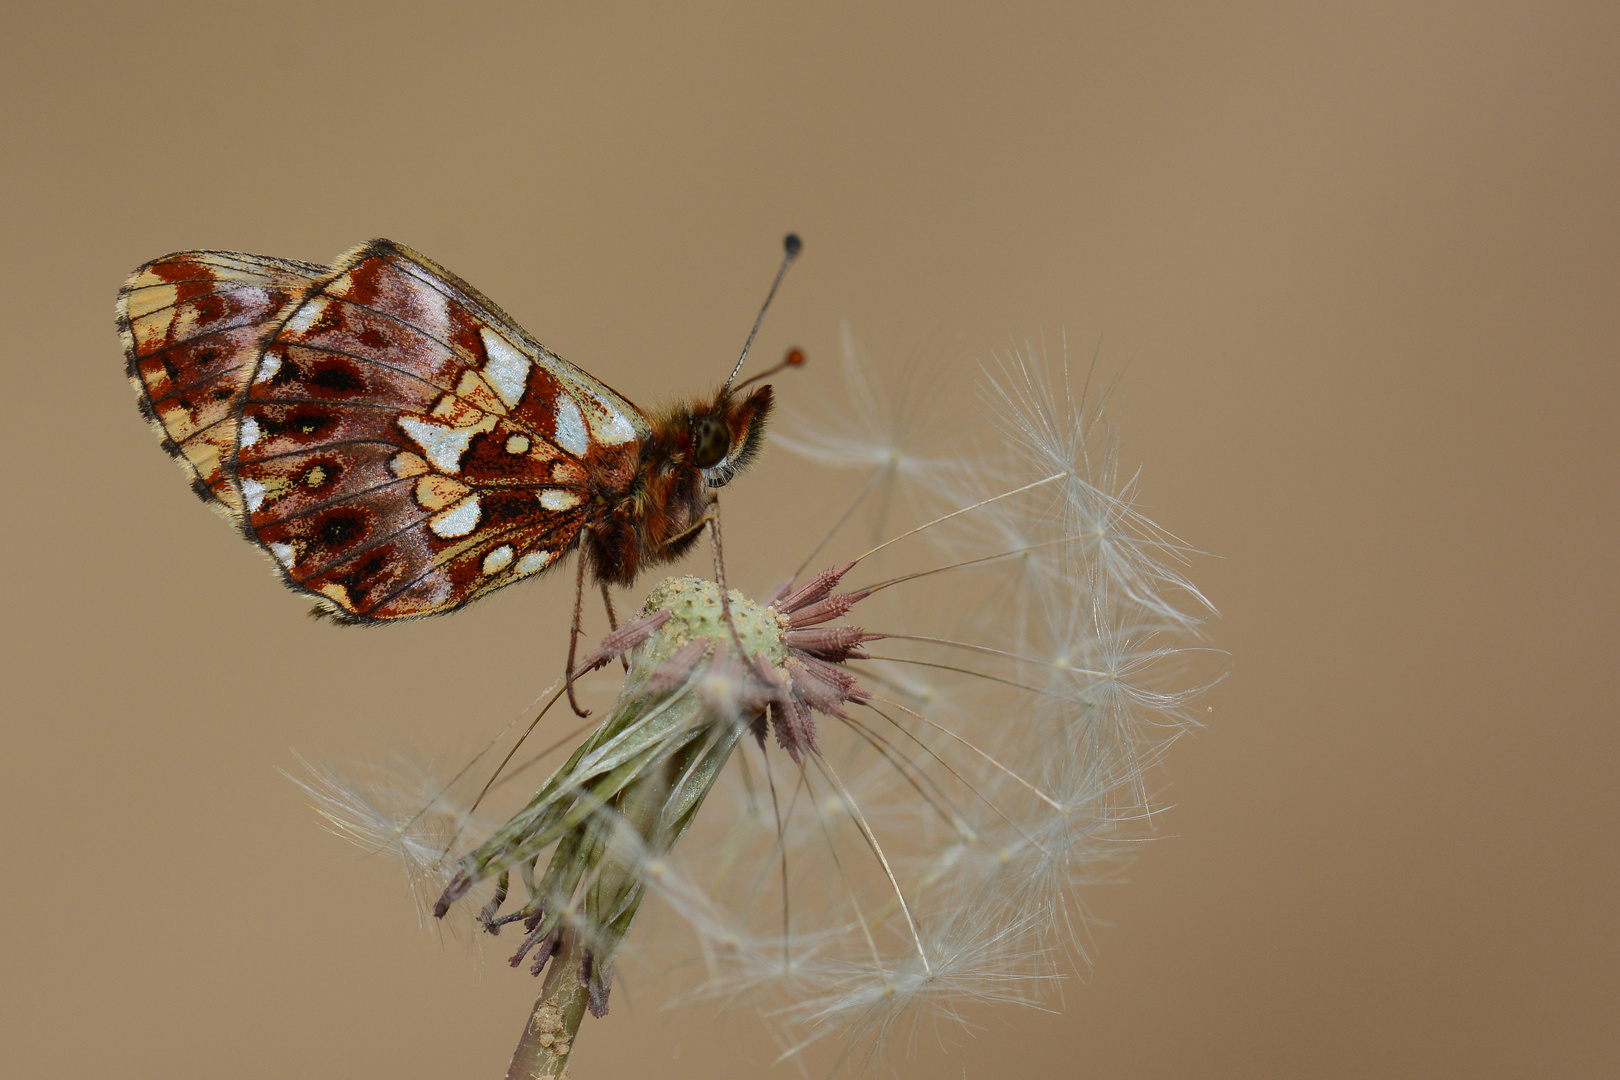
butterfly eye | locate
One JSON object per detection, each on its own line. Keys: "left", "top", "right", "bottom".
{"left": 692, "top": 415, "right": 731, "bottom": 469}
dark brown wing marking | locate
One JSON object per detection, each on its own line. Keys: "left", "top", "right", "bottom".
{"left": 235, "top": 241, "right": 645, "bottom": 621}
{"left": 118, "top": 251, "right": 323, "bottom": 516}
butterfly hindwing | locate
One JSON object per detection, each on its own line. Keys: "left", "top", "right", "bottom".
{"left": 118, "top": 251, "right": 324, "bottom": 516}
{"left": 234, "top": 240, "right": 648, "bottom": 621}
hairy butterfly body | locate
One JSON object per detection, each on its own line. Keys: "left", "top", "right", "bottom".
{"left": 120, "top": 237, "right": 796, "bottom": 623}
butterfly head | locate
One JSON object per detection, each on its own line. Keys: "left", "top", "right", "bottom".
{"left": 693, "top": 345, "right": 805, "bottom": 486}
{"left": 687, "top": 383, "right": 774, "bottom": 489}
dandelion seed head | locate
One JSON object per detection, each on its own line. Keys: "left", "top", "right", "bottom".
{"left": 291, "top": 335, "right": 1219, "bottom": 1065}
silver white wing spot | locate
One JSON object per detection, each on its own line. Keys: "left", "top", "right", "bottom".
{"left": 399, "top": 415, "right": 481, "bottom": 473}
{"left": 552, "top": 397, "right": 590, "bottom": 457}
{"left": 241, "top": 478, "right": 266, "bottom": 512}
{"left": 514, "top": 550, "right": 555, "bottom": 576}
{"left": 479, "top": 328, "right": 532, "bottom": 408}
{"left": 482, "top": 545, "right": 514, "bottom": 575}
{"left": 281, "top": 296, "right": 329, "bottom": 337}
{"left": 586, "top": 393, "right": 638, "bottom": 445}
{"left": 539, "top": 489, "right": 582, "bottom": 511}
{"left": 429, "top": 495, "right": 482, "bottom": 538}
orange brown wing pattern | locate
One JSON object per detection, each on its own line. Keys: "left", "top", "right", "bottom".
{"left": 119, "top": 251, "right": 325, "bottom": 516}
{"left": 235, "top": 240, "right": 651, "bottom": 621}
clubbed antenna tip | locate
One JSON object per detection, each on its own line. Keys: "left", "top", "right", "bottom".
{"left": 727, "top": 233, "right": 805, "bottom": 386}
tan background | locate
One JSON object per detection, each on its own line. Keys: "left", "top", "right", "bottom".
{"left": 3, "top": 2, "right": 1616, "bottom": 1077}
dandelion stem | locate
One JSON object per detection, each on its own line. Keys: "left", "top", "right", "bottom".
{"left": 506, "top": 927, "right": 589, "bottom": 1079}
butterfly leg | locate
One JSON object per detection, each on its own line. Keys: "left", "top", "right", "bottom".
{"left": 599, "top": 583, "right": 630, "bottom": 671}
{"left": 566, "top": 538, "right": 592, "bottom": 718}
{"left": 706, "top": 507, "right": 750, "bottom": 657}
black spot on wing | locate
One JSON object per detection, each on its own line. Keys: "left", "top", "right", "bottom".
{"left": 318, "top": 511, "right": 365, "bottom": 548}
{"left": 310, "top": 366, "right": 365, "bottom": 392}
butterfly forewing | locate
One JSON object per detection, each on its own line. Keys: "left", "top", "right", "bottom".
{"left": 234, "top": 240, "right": 650, "bottom": 621}
{"left": 118, "top": 251, "right": 324, "bottom": 515}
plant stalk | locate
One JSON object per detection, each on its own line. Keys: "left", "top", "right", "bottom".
{"left": 505, "top": 929, "right": 589, "bottom": 1079}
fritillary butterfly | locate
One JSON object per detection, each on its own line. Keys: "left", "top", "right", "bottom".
{"left": 120, "top": 236, "right": 801, "bottom": 706}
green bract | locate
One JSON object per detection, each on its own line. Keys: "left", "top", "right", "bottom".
{"left": 448, "top": 577, "right": 785, "bottom": 1018}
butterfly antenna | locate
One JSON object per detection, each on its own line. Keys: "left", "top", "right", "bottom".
{"left": 726, "top": 233, "right": 802, "bottom": 388}
{"left": 732, "top": 347, "right": 806, "bottom": 392}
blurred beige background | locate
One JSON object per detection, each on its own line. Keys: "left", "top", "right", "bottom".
{"left": 3, "top": 2, "right": 1615, "bottom": 1077}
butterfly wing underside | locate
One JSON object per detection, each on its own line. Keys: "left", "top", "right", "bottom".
{"left": 119, "top": 251, "right": 325, "bottom": 515}
{"left": 233, "top": 240, "right": 653, "bottom": 621}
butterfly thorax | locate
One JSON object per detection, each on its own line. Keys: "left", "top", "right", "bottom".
{"left": 582, "top": 385, "right": 774, "bottom": 587}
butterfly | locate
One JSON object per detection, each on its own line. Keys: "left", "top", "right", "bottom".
{"left": 120, "top": 235, "right": 802, "bottom": 711}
